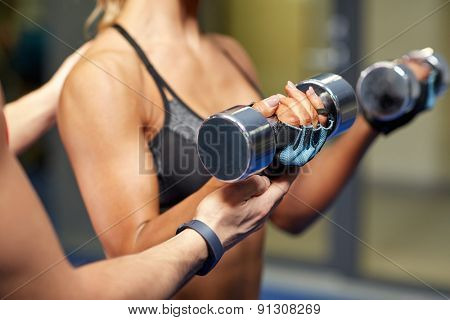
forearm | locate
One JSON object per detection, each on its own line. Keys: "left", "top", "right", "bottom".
{"left": 4, "top": 84, "right": 57, "bottom": 154}
{"left": 272, "top": 116, "right": 378, "bottom": 233}
{"left": 124, "top": 180, "right": 221, "bottom": 255}
{"left": 77, "top": 229, "right": 207, "bottom": 300}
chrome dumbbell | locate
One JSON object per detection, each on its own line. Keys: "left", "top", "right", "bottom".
{"left": 197, "top": 73, "right": 358, "bottom": 182}
{"left": 356, "top": 47, "right": 448, "bottom": 127}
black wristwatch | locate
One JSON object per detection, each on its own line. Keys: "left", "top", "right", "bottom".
{"left": 176, "top": 220, "right": 224, "bottom": 276}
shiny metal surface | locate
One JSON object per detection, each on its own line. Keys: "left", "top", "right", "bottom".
{"left": 357, "top": 62, "right": 420, "bottom": 121}
{"left": 357, "top": 48, "right": 449, "bottom": 122}
{"left": 197, "top": 73, "right": 358, "bottom": 182}
{"left": 297, "top": 73, "right": 358, "bottom": 137}
{"left": 406, "top": 47, "right": 449, "bottom": 96}
{"left": 197, "top": 106, "right": 276, "bottom": 182}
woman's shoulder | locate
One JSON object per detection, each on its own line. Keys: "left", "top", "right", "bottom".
{"left": 60, "top": 31, "right": 161, "bottom": 125}
{"left": 66, "top": 31, "right": 142, "bottom": 91}
{"left": 207, "top": 33, "right": 259, "bottom": 85}
{"left": 208, "top": 33, "right": 245, "bottom": 56}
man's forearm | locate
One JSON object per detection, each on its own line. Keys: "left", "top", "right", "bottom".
{"left": 4, "top": 85, "right": 57, "bottom": 154}
{"left": 77, "top": 229, "right": 207, "bottom": 299}
{"left": 272, "top": 116, "right": 378, "bottom": 233}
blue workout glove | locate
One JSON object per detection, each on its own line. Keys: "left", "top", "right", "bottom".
{"left": 278, "top": 120, "right": 334, "bottom": 167}
{"left": 365, "top": 69, "right": 439, "bottom": 134}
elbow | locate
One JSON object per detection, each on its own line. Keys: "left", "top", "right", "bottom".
{"left": 273, "top": 221, "right": 310, "bottom": 235}
{"left": 100, "top": 221, "right": 154, "bottom": 258}
{"left": 271, "top": 213, "right": 318, "bottom": 236}
{"left": 100, "top": 234, "right": 139, "bottom": 258}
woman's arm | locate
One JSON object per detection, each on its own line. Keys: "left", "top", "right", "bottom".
{"left": 271, "top": 116, "right": 378, "bottom": 234}
{"left": 270, "top": 59, "right": 432, "bottom": 234}
{"left": 58, "top": 52, "right": 228, "bottom": 258}
{"left": 58, "top": 48, "right": 285, "bottom": 258}
{"left": 1, "top": 102, "right": 290, "bottom": 298}
{"left": 77, "top": 174, "right": 292, "bottom": 300}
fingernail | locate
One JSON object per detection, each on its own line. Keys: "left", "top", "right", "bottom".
{"left": 263, "top": 95, "right": 280, "bottom": 108}
{"left": 287, "top": 81, "right": 296, "bottom": 89}
{"left": 308, "top": 86, "right": 317, "bottom": 96}
{"left": 262, "top": 176, "right": 271, "bottom": 187}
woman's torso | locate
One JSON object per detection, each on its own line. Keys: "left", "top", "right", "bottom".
{"left": 95, "top": 26, "right": 266, "bottom": 299}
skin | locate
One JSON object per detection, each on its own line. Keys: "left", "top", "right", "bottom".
{"left": 0, "top": 91, "right": 295, "bottom": 298}
{"left": 270, "top": 59, "right": 431, "bottom": 233}
{"left": 58, "top": 0, "right": 432, "bottom": 299}
{"left": 4, "top": 43, "right": 90, "bottom": 154}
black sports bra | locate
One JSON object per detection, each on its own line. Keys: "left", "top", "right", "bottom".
{"left": 113, "top": 24, "right": 263, "bottom": 211}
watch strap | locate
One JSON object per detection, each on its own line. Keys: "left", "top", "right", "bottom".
{"left": 176, "top": 220, "right": 224, "bottom": 276}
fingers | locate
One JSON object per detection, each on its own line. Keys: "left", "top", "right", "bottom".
{"left": 78, "top": 42, "right": 92, "bottom": 55}
{"left": 50, "top": 42, "right": 93, "bottom": 91}
{"left": 285, "top": 81, "right": 319, "bottom": 127}
{"left": 246, "top": 170, "right": 299, "bottom": 219}
{"left": 254, "top": 82, "right": 328, "bottom": 128}
{"left": 244, "top": 175, "right": 294, "bottom": 223}
{"left": 63, "top": 42, "right": 92, "bottom": 70}
{"left": 275, "top": 81, "right": 327, "bottom": 128}
{"left": 306, "top": 86, "right": 328, "bottom": 126}
{"left": 276, "top": 103, "right": 301, "bottom": 126}
{"left": 68, "top": 42, "right": 91, "bottom": 62}
{"left": 227, "top": 175, "right": 271, "bottom": 200}
{"left": 403, "top": 59, "right": 431, "bottom": 81}
{"left": 279, "top": 96, "right": 312, "bottom": 127}
{"left": 252, "top": 94, "right": 282, "bottom": 117}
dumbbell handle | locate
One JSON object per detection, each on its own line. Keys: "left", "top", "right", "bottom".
{"left": 357, "top": 48, "right": 449, "bottom": 124}
{"left": 197, "top": 73, "right": 358, "bottom": 182}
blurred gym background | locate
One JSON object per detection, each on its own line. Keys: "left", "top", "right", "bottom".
{"left": 1, "top": 0, "right": 449, "bottom": 299}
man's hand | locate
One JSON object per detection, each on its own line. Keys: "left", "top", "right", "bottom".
{"left": 195, "top": 173, "right": 296, "bottom": 250}
{"left": 4, "top": 43, "right": 91, "bottom": 154}
{"left": 45, "top": 42, "right": 91, "bottom": 97}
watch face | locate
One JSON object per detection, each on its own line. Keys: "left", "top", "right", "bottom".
{"left": 357, "top": 62, "right": 417, "bottom": 121}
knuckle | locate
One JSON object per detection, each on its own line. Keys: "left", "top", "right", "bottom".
{"left": 302, "top": 114, "right": 312, "bottom": 124}
{"left": 252, "top": 102, "right": 263, "bottom": 111}
{"left": 289, "top": 117, "right": 301, "bottom": 126}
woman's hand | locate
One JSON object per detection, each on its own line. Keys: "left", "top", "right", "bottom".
{"left": 402, "top": 58, "right": 431, "bottom": 82}
{"left": 253, "top": 81, "right": 328, "bottom": 127}
{"left": 195, "top": 173, "right": 296, "bottom": 250}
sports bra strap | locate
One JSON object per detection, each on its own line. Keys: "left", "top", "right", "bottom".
{"left": 112, "top": 23, "right": 175, "bottom": 103}
{"left": 113, "top": 23, "right": 264, "bottom": 103}
{"left": 217, "top": 47, "right": 264, "bottom": 98}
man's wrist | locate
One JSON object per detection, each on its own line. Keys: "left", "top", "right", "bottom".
{"left": 177, "top": 229, "right": 209, "bottom": 264}
{"left": 39, "top": 83, "right": 60, "bottom": 111}
{"left": 177, "top": 220, "right": 225, "bottom": 276}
